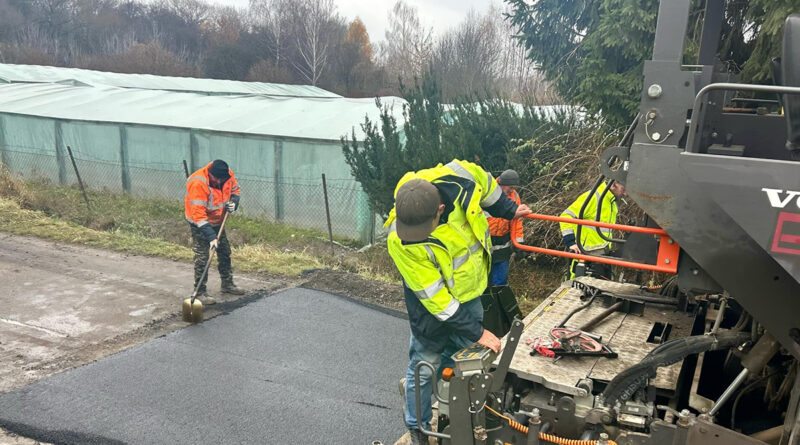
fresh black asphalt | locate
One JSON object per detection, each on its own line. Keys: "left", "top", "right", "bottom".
{"left": 0, "top": 288, "right": 411, "bottom": 444}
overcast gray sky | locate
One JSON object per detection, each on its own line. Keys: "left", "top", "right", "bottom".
{"left": 209, "top": 0, "right": 497, "bottom": 43}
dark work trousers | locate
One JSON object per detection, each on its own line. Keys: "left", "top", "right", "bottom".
{"left": 190, "top": 224, "right": 232, "bottom": 292}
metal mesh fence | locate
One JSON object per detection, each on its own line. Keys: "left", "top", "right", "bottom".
{"left": 0, "top": 144, "right": 380, "bottom": 244}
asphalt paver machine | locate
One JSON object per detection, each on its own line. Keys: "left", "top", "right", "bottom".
{"left": 416, "top": 1, "right": 800, "bottom": 444}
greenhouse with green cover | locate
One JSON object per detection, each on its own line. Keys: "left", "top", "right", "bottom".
{"left": 0, "top": 64, "right": 405, "bottom": 243}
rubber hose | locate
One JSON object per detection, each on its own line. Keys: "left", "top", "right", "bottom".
{"left": 487, "top": 405, "right": 618, "bottom": 445}
{"left": 602, "top": 331, "right": 750, "bottom": 404}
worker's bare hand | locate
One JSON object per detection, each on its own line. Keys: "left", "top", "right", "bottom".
{"left": 478, "top": 329, "right": 501, "bottom": 353}
{"left": 514, "top": 204, "right": 533, "bottom": 219}
{"left": 568, "top": 244, "right": 581, "bottom": 254}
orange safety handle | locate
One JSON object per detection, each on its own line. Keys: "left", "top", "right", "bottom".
{"left": 511, "top": 213, "right": 679, "bottom": 274}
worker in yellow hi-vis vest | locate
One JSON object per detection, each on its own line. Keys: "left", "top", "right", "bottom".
{"left": 384, "top": 159, "right": 532, "bottom": 445}
{"left": 560, "top": 180, "right": 626, "bottom": 279}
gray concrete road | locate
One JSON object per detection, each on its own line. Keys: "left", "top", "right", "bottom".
{"left": 0, "top": 233, "right": 287, "bottom": 393}
{"left": 0, "top": 288, "right": 409, "bottom": 444}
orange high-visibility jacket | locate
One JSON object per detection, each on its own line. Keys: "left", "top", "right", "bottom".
{"left": 184, "top": 162, "right": 240, "bottom": 227}
{"left": 486, "top": 184, "right": 522, "bottom": 263}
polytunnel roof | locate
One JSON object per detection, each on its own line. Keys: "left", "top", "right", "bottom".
{"left": 0, "top": 63, "right": 341, "bottom": 98}
{"left": 0, "top": 82, "right": 403, "bottom": 141}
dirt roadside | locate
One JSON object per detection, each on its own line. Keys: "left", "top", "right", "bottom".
{"left": 0, "top": 233, "right": 405, "bottom": 445}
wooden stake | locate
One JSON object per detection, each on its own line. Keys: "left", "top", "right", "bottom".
{"left": 66, "top": 146, "right": 91, "bottom": 211}
{"left": 322, "top": 173, "right": 334, "bottom": 252}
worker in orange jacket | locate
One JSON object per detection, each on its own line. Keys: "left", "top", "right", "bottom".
{"left": 185, "top": 159, "right": 244, "bottom": 304}
{"left": 487, "top": 169, "right": 524, "bottom": 286}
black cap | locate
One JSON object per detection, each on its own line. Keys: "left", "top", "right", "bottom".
{"left": 209, "top": 160, "right": 230, "bottom": 180}
{"left": 497, "top": 169, "right": 519, "bottom": 186}
{"left": 395, "top": 179, "right": 442, "bottom": 242}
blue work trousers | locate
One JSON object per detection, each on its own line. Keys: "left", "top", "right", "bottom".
{"left": 403, "top": 297, "right": 484, "bottom": 431}
{"left": 490, "top": 260, "right": 509, "bottom": 286}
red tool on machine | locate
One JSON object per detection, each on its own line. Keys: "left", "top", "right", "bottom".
{"left": 527, "top": 327, "right": 617, "bottom": 360}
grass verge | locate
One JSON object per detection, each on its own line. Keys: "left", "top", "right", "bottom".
{"left": 0, "top": 197, "right": 325, "bottom": 276}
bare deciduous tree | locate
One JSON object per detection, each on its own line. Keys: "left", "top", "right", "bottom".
{"left": 249, "top": 0, "right": 292, "bottom": 68}
{"left": 291, "top": 0, "right": 336, "bottom": 86}
{"left": 432, "top": 10, "right": 500, "bottom": 100}
{"left": 490, "top": 5, "right": 549, "bottom": 102}
{"left": 381, "top": 0, "right": 432, "bottom": 84}
{"left": 429, "top": 5, "right": 548, "bottom": 102}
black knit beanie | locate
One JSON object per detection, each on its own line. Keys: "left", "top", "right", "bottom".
{"left": 209, "top": 159, "right": 230, "bottom": 180}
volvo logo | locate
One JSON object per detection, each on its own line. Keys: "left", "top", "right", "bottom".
{"left": 763, "top": 188, "right": 800, "bottom": 209}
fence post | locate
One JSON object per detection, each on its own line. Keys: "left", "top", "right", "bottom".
{"left": 182, "top": 159, "right": 190, "bottom": 178}
{"left": 66, "top": 146, "right": 91, "bottom": 211}
{"left": 322, "top": 173, "right": 334, "bottom": 251}
{"left": 274, "top": 139, "right": 284, "bottom": 221}
{"left": 369, "top": 206, "right": 376, "bottom": 245}
{"left": 0, "top": 115, "right": 8, "bottom": 168}
{"left": 119, "top": 126, "right": 131, "bottom": 193}
{"left": 189, "top": 130, "right": 199, "bottom": 173}
{"left": 55, "top": 121, "right": 67, "bottom": 185}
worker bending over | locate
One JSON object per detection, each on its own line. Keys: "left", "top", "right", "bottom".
{"left": 385, "top": 159, "right": 532, "bottom": 444}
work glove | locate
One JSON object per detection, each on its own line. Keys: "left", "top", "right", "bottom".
{"left": 209, "top": 239, "right": 219, "bottom": 251}
{"left": 226, "top": 201, "right": 237, "bottom": 213}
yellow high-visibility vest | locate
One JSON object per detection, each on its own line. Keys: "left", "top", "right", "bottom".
{"left": 385, "top": 160, "right": 503, "bottom": 321}
{"left": 559, "top": 182, "right": 618, "bottom": 252}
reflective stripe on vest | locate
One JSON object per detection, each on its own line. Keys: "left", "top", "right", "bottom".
{"left": 186, "top": 188, "right": 228, "bottom": 212}
{"left": 186, "top": 216, "right": 209, "bottom": 226}
{"left": 435, "top": 297, "right": 461, "bottom": 321}
{"left": 444, "top": 161, "right": 502, "bottom": 207}
{"left": 490, "top": 241, "right": 511, "bottom": 252}
{"left": 187, "top": 176, "right": 207, "bottom": 185}
{"left": 481, "top": 172, "right": 502, "bottom": 206}
{"left": 424, "top": 245, "right": 455, "bottom": 288}
{"left": 446, "top": 161, "right": 471, "bottom": 179}
{"left": 415, "top": 277, "right": 446, "bottom": 300}
{"left": 452, "top": 241, "right": 482, "bottom": 270}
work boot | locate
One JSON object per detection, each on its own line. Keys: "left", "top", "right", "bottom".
{"left": 197, "top": 291, "right": 216, "bottom": 305}
{"left": 221, "top": 280, "right": 245, "bottom": 295}
{"left": 408, "top": 429, "right": 429, "bottom": 445}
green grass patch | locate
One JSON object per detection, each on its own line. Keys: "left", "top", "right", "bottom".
{"left": 0, "top": 197, "right": 192, "bottom": 261}
{"left": 7, "top": 179, "right": 354, "bottom": 249}
{"left": 0, "top": 197, "right": 324, "bottom": 276}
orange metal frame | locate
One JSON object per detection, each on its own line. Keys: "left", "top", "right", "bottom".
{"left": 511, "top": 213, "right": 680, "bottom": 274}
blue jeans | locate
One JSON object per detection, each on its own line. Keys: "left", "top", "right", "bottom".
{"left": 490, "top": 261, "right": 509, "bottom": 286}
{"left": 403, "top": 297, "right": 484, "bottom": 430}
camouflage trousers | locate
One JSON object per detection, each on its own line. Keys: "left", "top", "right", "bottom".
{"left": 190, "top": 224, "right": 233, "bottom": 292}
